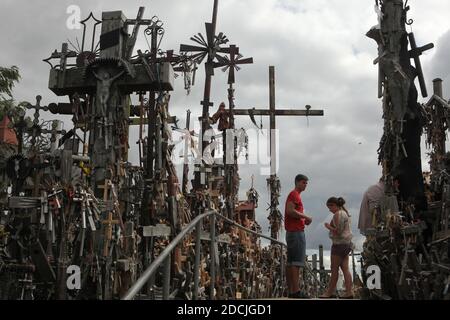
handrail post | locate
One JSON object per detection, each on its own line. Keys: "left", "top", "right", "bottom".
{"left": 209, "top": 213, "right": 216, "bottom": 300}
{"left": 319, "top": 244, "right": 324, "bottom": 283}
{"left": 193, "top": 219, "right": 202, "bottom": 300}
{"left": 163, "top": 252, "right": 171, "bottom": 300}
{"left": 280, "top": 245, "right": 285, "bottom": 297}
{"left": 122, "top": 210, "right": 290, "bottom": 301}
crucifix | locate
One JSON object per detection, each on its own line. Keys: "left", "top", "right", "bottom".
{"left": 233, "top": 66, "right": 324, "bottom": 239}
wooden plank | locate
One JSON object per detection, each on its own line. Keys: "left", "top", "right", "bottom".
{"left": 48, "top": 63, "right": 174, "bottom": 96}
{"left": 233, "top": 109, "right": 324, "bottom": 116}
{"left": 143, "top": 224, "right": 172, "bottom": 237}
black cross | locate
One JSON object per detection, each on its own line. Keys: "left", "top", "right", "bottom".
{"left": 408, "top": 32, "right": 434, "bottom": 98}
{"left": 25, "top": 96, "right": 67, "bottom": 148}
{"left": 215, "top": 45, "right": 253, "bottom": 85}
{"left": 80, "top": 12, "right": 102, "bottom": 53}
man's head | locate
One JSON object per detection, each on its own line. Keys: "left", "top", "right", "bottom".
{"left": 295, "top": 174, "right": 309, "bottom": 192}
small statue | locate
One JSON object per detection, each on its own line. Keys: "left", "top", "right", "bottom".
{"left": 92, "top": 69, "right": 125, "bottom": 117}
{"left": 210, "top": 102, "right": 230, "bottom": 131}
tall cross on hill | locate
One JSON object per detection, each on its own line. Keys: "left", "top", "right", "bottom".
{"left": 233, "top": 66, "right": 324, "bottom": 239}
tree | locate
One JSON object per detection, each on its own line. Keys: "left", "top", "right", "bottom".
{"left": 0, "top": 66, "right": 29, "bottom": 136}
{"left": 0, "top": 66, "right": 20, "bottom": 100}
{"left": 0, "top": 66, "right": 26, "bottom": 200}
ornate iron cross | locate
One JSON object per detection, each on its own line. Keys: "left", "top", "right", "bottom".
{"left": 180, "top": 0, "right": 235, "bottom": 190}
{"left": 215, "top": 45, "right": 253, "bottom": 85}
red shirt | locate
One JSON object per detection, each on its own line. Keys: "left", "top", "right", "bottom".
{"left": 284, "top": 189, "right": 305, "bottom": 232}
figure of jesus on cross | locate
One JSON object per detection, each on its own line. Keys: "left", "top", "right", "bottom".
{"left": 92, "top": 69, "right": 125, "bottom": 117}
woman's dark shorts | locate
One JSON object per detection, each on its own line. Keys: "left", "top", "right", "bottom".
{"left": 286, "top": 231, "right": 306, "bottom": 267}
{"left": 331, "top": 243, "right": 352, "bottom": 259}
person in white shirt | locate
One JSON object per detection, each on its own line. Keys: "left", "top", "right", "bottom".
{"left": 320, "top": 197, "right": 353, "bottom": 299}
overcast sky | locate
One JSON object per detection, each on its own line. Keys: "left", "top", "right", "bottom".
{"left": 1, "top": 0, "right": 450, "bottom": 251}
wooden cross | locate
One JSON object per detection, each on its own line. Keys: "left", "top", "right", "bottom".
{"left": 179, "top": 0, "right": 233, "bottom": 190}
{"left": 233, "top": 66, "right": 324, "bottom": 239}
{"left": 194, "top": 164, "right": 212, "bottom": 186}
{"left": 79, "top": 12, "right": 102, "bottom": 53}
{"left": 26, "top": 95, "right": 46, "bottom": 126}
{"left": 233, "top": 66, "right": 324, "bottom": 176}
{"left": 125, "top": 7, "right": 145, "bottom": 59}
{"left": 43, "top": 42, "right": 77, "bottom": 71}
{"left": 102, "top": 211, "right": 120, "bottom": 257}
{"left": 408, "top": 32, "right": 434, "bottom": 98}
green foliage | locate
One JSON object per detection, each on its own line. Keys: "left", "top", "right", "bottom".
{"left": 0, "top": 66, "right": 30, "bottom": 125}
{"left": 0, "top": 66, "right": 20, "bottom": 100}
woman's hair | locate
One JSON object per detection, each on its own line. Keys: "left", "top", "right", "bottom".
{"left": 326, "top": 197, "right": 350, "bottom": 216}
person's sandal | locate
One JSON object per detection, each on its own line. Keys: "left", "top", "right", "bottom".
{"left": 319, "top": 294, "right": 337, "bottom": 299}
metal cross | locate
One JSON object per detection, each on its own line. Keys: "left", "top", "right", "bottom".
{"left": 182, "top": 109, "right": 192, "bottom": 195}
{"left": 215, "top": 45, "right": 253, "bottom": 85}
{"left": 180, "top": 0, "right": 234, "bottom": 190}
{"left": 80, "top": 12, "right": 102, "bottom": 53}
{"left": 25, "top": 95, "right": 49, "bottom": 146}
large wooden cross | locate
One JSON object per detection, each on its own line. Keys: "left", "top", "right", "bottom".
{"left": 234, "top": 66, "right": 324, "bottom": 176}
{"left": 233, "top": 66, "right": 324, "bottom": 239}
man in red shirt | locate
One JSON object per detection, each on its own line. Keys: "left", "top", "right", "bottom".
{"left": 285, "top": 174, "right": 312, "bottom": 298}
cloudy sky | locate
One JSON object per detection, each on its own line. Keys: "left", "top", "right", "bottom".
{"left": 1, "top": 0, "right": 450, "bottom": 251}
